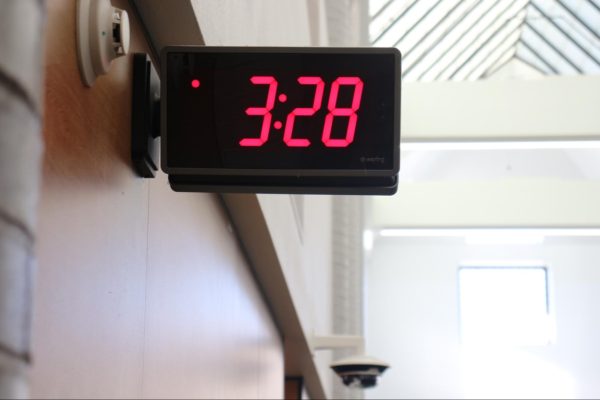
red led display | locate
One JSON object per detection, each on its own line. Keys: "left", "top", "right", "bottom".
{"left": 232, "top": 75, "right": 364, "bottom": 148}
{"left": 186, "top": 75, "right": 367, "bottom": 149}
{"left": 164, "top": 48, "right": 399, "bottom": 178}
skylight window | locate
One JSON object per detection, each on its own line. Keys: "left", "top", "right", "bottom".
{"left": 369, "top": 0, "right": 600, "bottom": 81}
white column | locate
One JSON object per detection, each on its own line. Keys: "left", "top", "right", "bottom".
{"left": 0, "top": 1, "right": 45, "bottom": 398}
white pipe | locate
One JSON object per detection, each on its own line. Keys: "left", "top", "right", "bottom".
{"left": 0, "top": 0, "right": 45, "bottom": 398}
{"left": 311, "top": 335, "right": 366, "bottom": 355}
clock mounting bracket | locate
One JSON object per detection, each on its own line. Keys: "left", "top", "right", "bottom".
{"left": 131, "top": 53, "right": 160, "bottom": 178}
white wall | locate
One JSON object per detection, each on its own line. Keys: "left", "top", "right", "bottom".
{"left": 191, "top": 0, "right": 313, "bottom": 46}
{"left": 366, "top": 236, "right": 600, "bottom": 399}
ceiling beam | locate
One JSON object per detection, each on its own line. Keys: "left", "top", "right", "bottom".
{"left": 525, "top": 21, "right": 583, "bottom": 73}
{"left": 434, "top": 0, "right": 525, "bottom": 80}
{"left": 518, "top": 38, "right": 559, "bottom": 74}
{"left": 403, "top": 0, "right": 483, "bottom": 76}
{"left": 400, "top": 0, "right": 466, "bottom": 61}
{"left": 477, "top": 43, "right": 517, "bottom": 79}
{"left": 371, "top": 0, "right": 420, "bottom": 44}
{"left": 402, "top": 75, "right": 600, "bottom": 142}
{"left": 456, "top": 10, "right": 525, "bottom": 80}
{"left": 392, "top": 0, "right": 445, "bottom": 48}
{"left": 415, "top": 0, "right": 512, "bottom": 80}
{"left": 370, "top": 0, "right": 395, "bottom": 21}
{"left": 589, "top": 0, "right": 600, "bottom": 13}
{"left": 514, "top": 53, "right": 548, "bottom": 75}
{"left": 447, "top": 1, "right": 529, "bottom": 79}
{"left": 556, "top": 0, "right": 600, "bottom": 42}
{"left": 530, "top": 1, "right": 600, "bottom": 68}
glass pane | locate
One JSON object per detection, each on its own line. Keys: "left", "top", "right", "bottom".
{"left": 459, "top": 267, "right": 550, "bottom": 346}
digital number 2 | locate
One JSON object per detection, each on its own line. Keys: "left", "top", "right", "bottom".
{"left": 283, "top": 77, "right": 325, "bottom": 147}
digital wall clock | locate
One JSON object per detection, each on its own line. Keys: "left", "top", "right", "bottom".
{"left": 132, "top": 47, "right": 401, "bottom": 195}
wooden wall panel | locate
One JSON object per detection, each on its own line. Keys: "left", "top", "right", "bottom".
{"left": 32, "top": 0, "right": 283, "bottom": 398}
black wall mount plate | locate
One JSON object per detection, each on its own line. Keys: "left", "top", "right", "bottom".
{"left": 131, "top": 53, "right": 160, "bottom": 178}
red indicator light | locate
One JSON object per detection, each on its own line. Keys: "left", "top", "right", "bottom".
{"left": 278, "top": 93, "right": 287, "bottom": 103}
{"left": 191, "top": 79, "right": 200, "bottom": 88}
{"left": 274, "top": 121, "right": 282, "bottom": 130}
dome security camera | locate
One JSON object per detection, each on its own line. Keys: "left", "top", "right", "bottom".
{"left": 311, "top": 334, "right": 390, "bottom": 388}
{"left": 330, "top": 355, "right": 389, "bottom": 389}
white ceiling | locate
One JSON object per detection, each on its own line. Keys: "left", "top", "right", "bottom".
{"left": 399, "top": 148, "right": 600, "bottom": 182}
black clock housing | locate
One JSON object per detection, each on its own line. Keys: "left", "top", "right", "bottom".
{"left": 160, "top": 46, "right": 401, "bottom": 195}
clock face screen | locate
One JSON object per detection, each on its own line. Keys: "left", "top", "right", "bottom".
{"left": 164, "top": 48, "right": 399, "bottom": 173}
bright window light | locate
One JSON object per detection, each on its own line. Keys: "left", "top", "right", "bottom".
{"left": 464, "top": 233, "right": 544, "bottom": 246}
{"left": 458, "top": 266, "right": 551, "bottom": 346}
{"left": 363, "top": 229, "right": 374, "bottom": 252}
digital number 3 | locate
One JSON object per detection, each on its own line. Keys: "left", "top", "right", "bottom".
{"left": 240, "top": 76, "right": 278, "bottom": 147}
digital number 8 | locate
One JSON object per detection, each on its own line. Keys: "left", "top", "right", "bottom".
{"left": 322, "top": 77, "right": 364, "bottom": 148}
